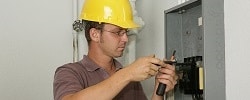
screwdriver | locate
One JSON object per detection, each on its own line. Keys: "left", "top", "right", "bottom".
{"left": 156, "top": 50, "right": 176, "bottom": 96}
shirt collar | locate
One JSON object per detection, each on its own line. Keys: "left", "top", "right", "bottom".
{"left": 80, "top": 55, "right": 123, "bottom": 72}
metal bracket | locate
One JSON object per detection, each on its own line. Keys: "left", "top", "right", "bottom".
{"left": 73, "top": 20, "right": 84, "bottom": 32}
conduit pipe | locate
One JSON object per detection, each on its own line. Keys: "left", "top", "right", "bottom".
{"left": 72, "top": 0, "right": 79, "bottom": 62}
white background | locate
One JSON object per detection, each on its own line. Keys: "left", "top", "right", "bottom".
{"left": 0, "top": 0, "right": 72, "bottom": 99}
{"left": 224, "top": 0, "right": 250, "bottom": 99}
{"left": 0, "top": 0, "right": 250, "bottom": 100}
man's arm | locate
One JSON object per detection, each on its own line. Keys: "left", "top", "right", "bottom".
{"left": 56, "top": 56, "right": 164, "bottom": 100}
{"left": 62, "top": 68, "right": 132, "bottom": 100}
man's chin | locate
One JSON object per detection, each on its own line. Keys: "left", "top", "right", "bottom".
{"left": 113, "top": 53, "right": 123, "bottom": 58}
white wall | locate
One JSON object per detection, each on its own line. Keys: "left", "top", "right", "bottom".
{"left": 2, "top": 0, "right": 250, "bottom": 100}
{"left": 225, "top": 0, "right": 250, "bottom": 100}
{"left": 0, "top": 0, "right": 73, "bottom": 100}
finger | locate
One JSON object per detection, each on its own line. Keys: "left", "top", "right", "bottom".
{"left": 160, "top": 63, "right": 175, "bottom": 71}
{"left": 147, "top": 65, "right": 159, "bottom": 76}
{"left": 149, "top": 57, "right": 165, "bottom": 67}
{"left": 157, "top": 74, "right": 175, "bottom": 83}
{"left": 159, "top": 68, "right": 175, "bottom": 77}
{"left": 148, "top": 68, "right": 158, "bottom": 76}
{"left": 151, "top": 64, "right": 160, "bottom": 72}
{"left": 157, "top": 67, "right": 178, "bottom": 86}
{"left": 157, "top": 79, "right": 175, "bottom": 92}
{"left": 145, "top": 71, "right": 156, "bottom": 79}
{"left": 157, "top": 74, "right": 177, "bottom": 88}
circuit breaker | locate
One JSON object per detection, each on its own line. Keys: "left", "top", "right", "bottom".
{"left": 164, "top": 0, "right": 204, "bottom": 100}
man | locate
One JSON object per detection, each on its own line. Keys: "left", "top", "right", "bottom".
{"left": 53, "top": 0, "right": 177, "bottom": 100}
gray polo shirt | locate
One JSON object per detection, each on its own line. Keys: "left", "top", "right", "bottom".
{"left": 53, "top": 55, "right": 147, "bottom": 100}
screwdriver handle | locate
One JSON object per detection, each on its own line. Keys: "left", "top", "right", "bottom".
{"left": 156, "top": 83, "right": 166, "bottom": 96}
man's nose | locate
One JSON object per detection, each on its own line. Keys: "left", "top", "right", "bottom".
{"left": 121, "top": 34, "right": 129, "bottom": 42}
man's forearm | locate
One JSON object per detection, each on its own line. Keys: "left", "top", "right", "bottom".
{"left": 62, "top": 68, "right": 132, "bottom": 100}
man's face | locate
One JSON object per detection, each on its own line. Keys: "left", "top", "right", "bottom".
{"left": 98, "top": 24, "right": 129, "bottom": 58}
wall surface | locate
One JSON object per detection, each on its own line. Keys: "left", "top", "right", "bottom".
{"left": 0, "top": 0, "right": 73, "bottom": 100}
{"left": 1, "top": 0, "right": 250, "bottom": 100}
{"left": 225, "top": 0, "right": 250, "bottom": 100}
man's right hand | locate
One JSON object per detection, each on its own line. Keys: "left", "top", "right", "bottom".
{"left": 123, "top": 55, "right": 164, "bottom": 82}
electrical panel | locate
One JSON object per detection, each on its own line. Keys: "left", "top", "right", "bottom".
{"left": 164, "top": 0, "right": 204, "bottom": 100}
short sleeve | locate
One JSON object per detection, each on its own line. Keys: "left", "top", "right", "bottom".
{"left": 53, "top": 66, "right": 84, "bottom": 100}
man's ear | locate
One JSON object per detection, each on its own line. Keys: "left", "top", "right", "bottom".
{"left": 89, "top": 28, "right": 100, "bottom": 42}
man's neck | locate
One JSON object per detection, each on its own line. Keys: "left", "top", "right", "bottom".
{"left": 87, "top": 52, "right": 115, "bottom": 71}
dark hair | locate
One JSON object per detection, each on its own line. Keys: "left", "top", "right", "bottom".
{"left": 83, "top": 20, "right": 105, "bottom": 45}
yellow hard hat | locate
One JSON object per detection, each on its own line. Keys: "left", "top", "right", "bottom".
{"left": 80, "top": 0, "right": 139, "bottom": 28}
